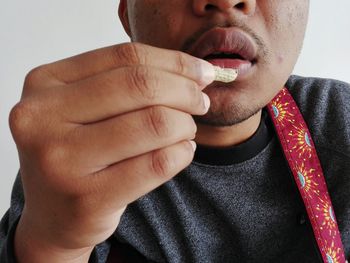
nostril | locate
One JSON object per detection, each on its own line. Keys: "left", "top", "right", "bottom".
{"left": 235, "top": 3, "right": 245, "bottom": 10}
{"left": 202, "top": 2, "right": 249, "bottom": 13}
{"left": 205, "top": 4, "right": 216, "bottom": 11}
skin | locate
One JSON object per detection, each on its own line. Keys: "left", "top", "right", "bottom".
{"left": 11, "top": 0, "right": 309, "bottom": 262}
{"left": 121, "top": 0, "right": 309, "bottom": 146}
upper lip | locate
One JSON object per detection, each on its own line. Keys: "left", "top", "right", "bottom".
{"left": 187, "top": 27, "right": 258, "bottom": 62}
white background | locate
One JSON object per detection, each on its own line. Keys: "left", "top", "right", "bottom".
{"left": 1, "top": 1, "right": 349, "bottom": 217}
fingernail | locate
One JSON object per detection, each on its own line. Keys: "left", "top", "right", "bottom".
{"left": 189, "top": 140, "right": 197, "bottom": 151}
{"left": 199, "top": 60, "right": 215, "bottom": 85}
{"left": 202, "top": 93, "right": 210, "bottom": 111}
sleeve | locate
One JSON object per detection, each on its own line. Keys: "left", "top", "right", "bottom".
{"left": 0, "top": 173, "right": 110, "bottom": 263}
{"left": 0, "top": 173, "right": 25, "bottom": 262}
{"left": 0, "top": 211, "right": 19, "bottom": 263}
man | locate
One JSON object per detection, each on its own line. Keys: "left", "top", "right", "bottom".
{"left": 0, "top": 0, "right": 349, "bottom": 262}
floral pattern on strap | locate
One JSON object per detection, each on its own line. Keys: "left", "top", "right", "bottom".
{"left": 267, "top": 87, "right": 346, "bottom": 263}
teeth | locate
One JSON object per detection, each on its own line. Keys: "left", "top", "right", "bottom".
{"left": 214, "top": 66, "right": 238, "bottom": 83}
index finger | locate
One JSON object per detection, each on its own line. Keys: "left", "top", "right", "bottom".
{"left": 44, "top": 42, "right": 215, "bottom": 86}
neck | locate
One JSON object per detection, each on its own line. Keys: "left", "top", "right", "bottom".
{"left": 195, "top": 110, "right": 262, "bottom": 148}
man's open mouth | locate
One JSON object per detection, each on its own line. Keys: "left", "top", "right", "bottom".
{"left": 204, "top": 52, "right": 245, "bottom": 61}
{"left": 187, "top": 27, "right": 258, "bottom": 79}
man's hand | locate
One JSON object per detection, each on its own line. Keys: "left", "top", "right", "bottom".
{"left": 9, "top": 43, "right": 215, "bottom": 262}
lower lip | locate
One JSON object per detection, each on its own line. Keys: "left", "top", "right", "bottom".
{"left": 206, "top": 59, "right": 253, "bottom": 80}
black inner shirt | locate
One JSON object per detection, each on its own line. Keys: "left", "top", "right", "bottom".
{"left": 193, "top": 109, "right": 274, "bottom": 165}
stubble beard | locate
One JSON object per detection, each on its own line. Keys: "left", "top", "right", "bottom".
{"left": 193, "top": 98, "right": 263, "bottom": 127}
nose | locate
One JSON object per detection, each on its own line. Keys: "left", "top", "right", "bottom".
{"left": 192, "top": 0, "right": 256, "bottom": 17}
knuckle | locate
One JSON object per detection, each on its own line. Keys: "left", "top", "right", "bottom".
{"left": 151, "top": 149, "right": 174, "bottom": 178}
{"left": 128, "top": 66, "right": 158, "bottom": 102}
{"left": 23, "top": 66, "right": 46, "bottom": 90}
{"left": 114, "top": 42, "right": 146, "bottom": 65}
{"left": 9, "top": 101, "right": 36, "bottom": 146}
{"left": 146, "top": 106, "right": 171, "bottom": 138}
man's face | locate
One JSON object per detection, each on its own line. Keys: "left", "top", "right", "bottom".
{"left": 119, "top": 0, "right": 309, "bottom": 126}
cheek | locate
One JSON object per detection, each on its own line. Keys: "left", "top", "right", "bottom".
{"left": 277, "top": 55, "right": 284, "bottom": 65}
{"left": 130, "top": 2, "right": 189, "bottom": 50}
{"left": 131, "top": 7, "right": 163, "bottom": 43}
{"left": 264, "top": 2, "right": 309, "bottom": 69}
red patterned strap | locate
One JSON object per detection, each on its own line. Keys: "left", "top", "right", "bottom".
{"left": 267, "top": 87, "right": 346, "bottom": 263}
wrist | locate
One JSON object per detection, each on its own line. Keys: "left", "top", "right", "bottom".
{"left": 14, "top": 214, "right": 94, "bottom": 263}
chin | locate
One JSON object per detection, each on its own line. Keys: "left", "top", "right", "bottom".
{"left": 193, "top": 102, "right": 262, "bottom": 127}
{"left": 196, "top": 80, "right": 265, "bottom": 126}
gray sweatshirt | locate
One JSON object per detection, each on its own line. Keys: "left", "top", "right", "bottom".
{"left": 1, "top": 75, "right": 350, "bottom": 262}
